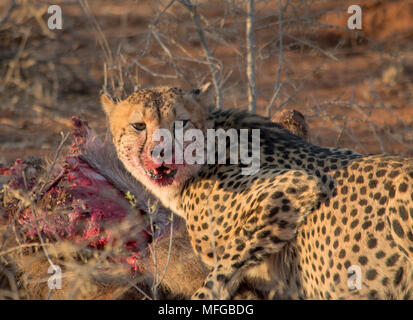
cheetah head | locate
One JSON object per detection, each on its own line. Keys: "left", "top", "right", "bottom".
{"left": 101, "top": 83, "right": 214, "bottom": 211}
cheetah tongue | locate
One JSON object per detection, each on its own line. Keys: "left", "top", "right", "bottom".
{"left": 148, "top": 165, "right": 177, "bottom": 180}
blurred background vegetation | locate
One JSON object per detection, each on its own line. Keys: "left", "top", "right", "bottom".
{"left": 1, "top": 0, "right": 413, "bottom": 165}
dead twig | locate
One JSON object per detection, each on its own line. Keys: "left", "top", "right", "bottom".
{"left": 179, "top": 0, "right": 223, "bottom": 109}
{"left": 266, "top": 0, "right": 285, "bottom": 117}
{"left": 246, "top": 0, "right": 256, "bottom": 113}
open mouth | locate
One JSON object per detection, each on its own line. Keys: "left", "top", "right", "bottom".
{"left": 146, "top": 165, "right": 177, "bottom": 181}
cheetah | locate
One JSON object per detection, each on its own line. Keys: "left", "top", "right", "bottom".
{"left": 101, "top": 83, "right": 413, "bottom": 300}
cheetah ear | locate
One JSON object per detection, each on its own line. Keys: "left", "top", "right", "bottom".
{"left": 189, "top": 82, "right": 215, "bottom": 108}
{"left": 100, "top": 94, "right": 116, "bottom": 116}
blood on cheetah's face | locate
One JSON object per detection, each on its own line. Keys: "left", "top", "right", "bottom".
{"left": 101, "top": 84, "right": 214, "bottom": 200}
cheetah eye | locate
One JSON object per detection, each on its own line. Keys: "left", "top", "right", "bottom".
{"left": 131, "top": 122, "right": 146, "bottom": 131}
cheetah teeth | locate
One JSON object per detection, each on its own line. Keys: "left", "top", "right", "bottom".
{"left": 147, "top": 166, "right": 177, "bottom": 180}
